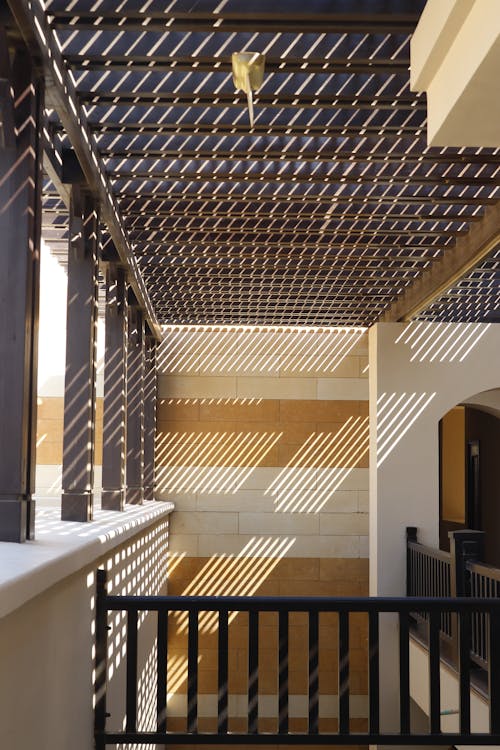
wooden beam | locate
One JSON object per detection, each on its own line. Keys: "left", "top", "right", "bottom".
{"left": 50, "top": 11, "right": 421, "bottom": 33}
{"left": 68, "top": 55, "right": 410, "bottom": 74}
{"left": 82, "top": 92, "right": 426, "bottom": 110}
{"left": 7, "top": 0, "right": 162, "bottom": 340}
{"left": 381, "top": 200, "right": 500, "bottom": 321}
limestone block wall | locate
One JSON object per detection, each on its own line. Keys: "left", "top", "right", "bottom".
{"left": 156, "top": 325, "right": 370, "bottom": 731}
{"left": 36, "top": 393, "right": 103, "bottom": 496}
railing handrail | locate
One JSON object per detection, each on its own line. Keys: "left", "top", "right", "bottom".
{"left": 466, "top": 559, "right": 500, "bottom": 583}
{"left": 407, "top": 539, "right": 451, "bottom": 563}
{"left": 95, "top": 568, "right": 500, "bottom": 749}
{"left": 103, "top": 592, "right": 500, "bottom": 613}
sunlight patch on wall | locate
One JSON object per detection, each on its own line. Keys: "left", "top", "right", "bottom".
{"left": 174, "top": 536, "right": 296, "bottom": 633}
{"left": 376, "top": 391, "right": 436, "bottom": 467}
{"left": 164, "top": 397, "right": 263, "bottom": 407}
{"left": 268, "top": 417, "right": 369, "bottom": 513}
{"left": 395, "top": 321, "right": 491, "bottom": 363}
{"left": 159, "top": 324, "right": 366, "bottom": 375}
{"left": 156, "top": 430, "right": 283, "bottom": 493}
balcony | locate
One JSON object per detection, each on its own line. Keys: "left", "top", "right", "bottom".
{"left": 94, "top": 561, "right": 500, "bottom": 748}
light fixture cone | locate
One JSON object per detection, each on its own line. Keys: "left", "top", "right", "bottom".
{"left": 231, "top": 51, "right": 265, "bottom": 93}
{"left": 232, "top": 52, "right": 265, "bottom": 128}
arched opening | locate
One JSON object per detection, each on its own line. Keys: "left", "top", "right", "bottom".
{"left": 439, "top": 388, "right": 500, "bottom": 565}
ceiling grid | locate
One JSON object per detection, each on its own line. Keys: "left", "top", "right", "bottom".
{"left": 38, "top": 0, "right": 499, "bottom": 326}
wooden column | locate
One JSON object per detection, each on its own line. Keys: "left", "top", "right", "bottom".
{"left": 61, "top": 186, "right": 99, "bottom": 521}
{"left": 143, "top": 335, "right": 157, "bottom": 502}
{"left": 0, "top": 36, "right": 44, "bottom": 542}
{"left": 101, "top": 265, "right": 128, "bottom": 510}
{"left": 126, "top": 304, "right": 145, "bottom": 504}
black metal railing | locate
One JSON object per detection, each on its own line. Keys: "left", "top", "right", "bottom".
{"left": 406, "top": 526, "right": 500, "bottom": 669}
{"left": 95, "top": 569, "right": 500, "bottom": 748}
{"left": 407, "top": 528, "right": 452, "bottom": 636}
{"left": 467, "top": 560, "right": 500, "bottom": 666}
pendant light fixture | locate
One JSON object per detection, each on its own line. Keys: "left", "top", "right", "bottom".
{"left": 231, "top": 51, "right": 265, "bottom": 128}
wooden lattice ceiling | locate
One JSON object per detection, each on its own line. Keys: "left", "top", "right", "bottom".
{"left": 36, "top": 0, "right": 500, "bottom": 325}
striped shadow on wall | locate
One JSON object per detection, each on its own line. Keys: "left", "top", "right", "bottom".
{"left": 157, "top": 326, "right": 370, "bottom": 729}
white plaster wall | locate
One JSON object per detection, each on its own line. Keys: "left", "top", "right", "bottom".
{"left": 411, "top": 0, "right": 500, "bottom": 147}
{"left": 410, "top": 638, "right": 490, "bottom": 737}
{"left": 369, "top": 321, "right": 500, "bottom": 731}
{"left": 370, "top": 321, "right": 500, "bottom": 596}
{"left": 0, "top": 516, "right": 169, "bottom": 750}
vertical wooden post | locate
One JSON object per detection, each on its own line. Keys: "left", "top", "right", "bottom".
{"left": 61, "top": 186, "right": 99, "bottom": 521}
{"left": 406, "top": 526, "right": 418, "bottom": 596}
{"left": 102, "top": 264, "right": 128, "bottom": 510}
{"left": 449, "top": 529, "right": 484, "bottom": 663}
{"left": 143, "top": 334, "right": 157, "bottom": 502}
{"left": 449, "top": 529, "right": 484, "bottom": 597}
{"left": 126, "top": 303, "right": 144, "bottom": 504}
{"left": 0, "top": 37, "right": 44, "bottom": 541}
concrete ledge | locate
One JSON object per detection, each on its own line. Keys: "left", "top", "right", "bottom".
{"left": 0, "top": 500, "right": 174, "bottom": 620}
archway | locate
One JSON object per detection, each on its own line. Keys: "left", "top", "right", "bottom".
{"left": 440, "top": 389, "right": 500, "bottom": 564}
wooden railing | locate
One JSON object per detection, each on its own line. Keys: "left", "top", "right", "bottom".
{"left": 94, "top": 568, "right": 500, "bottom": 748}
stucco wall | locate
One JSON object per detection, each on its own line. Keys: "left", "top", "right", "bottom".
{"left": 0, "top": 515, "right": 169, "bottom": 750}
{"left": 369, "top": 320, "right": 500, "bottom": 731}
{"left": 370, "top": 321, "right": 500, "bottom": 597}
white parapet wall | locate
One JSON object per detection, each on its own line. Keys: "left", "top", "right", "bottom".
{"left": 0, "top": 502, "right": 173, "bottom": 750}
{"left": 410, "top": 638, "right": 494, "bottom": 748}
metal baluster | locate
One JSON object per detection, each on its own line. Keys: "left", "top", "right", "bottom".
{"left": 338, "top": 611, "right": 349, "bottom": 735}
{"left": 218, "top": 609, "right": 229, "bottom": 734}
{"left": 458, "top": 610, "right": 471, "bottom": 735}
{"left": 308, "top": 610, "right": 319, "bottom": 734}
{"left": 126, "top": 609, "right": 138, "bottom": 733}
{"left": 399, "top": 611, "right": 410, "bottom": 734}
{"left": 248, "top": 610, "right": 259, "bottom": 734}
{"left": 187, "top": 610, "right": 198, "bottom": 733}
{"left": 279, "top": 610, "right": 289, "bottom": 734}
{"left": 156, "top": 611, "right": 168, "bottom": 733}
{"left": 429, "top": 610, "right": 441, "bottom": 736}
{"left": 368, "top": 610, "right": 379, "bottom": 736}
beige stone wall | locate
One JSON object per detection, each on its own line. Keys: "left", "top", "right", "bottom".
{"left": 35, "top": 395, "right": 103, "bottom": 496}
{"left": 157, "top": 325, "right": 370, "bottom": 728}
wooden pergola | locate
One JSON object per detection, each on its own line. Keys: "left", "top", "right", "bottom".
{"left": 8, "top": 0, "right": 500, "bottom": 327}
{"left": 0, "top": 0, "right": 499, "bottom": 540}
